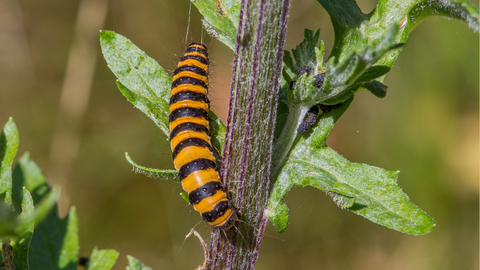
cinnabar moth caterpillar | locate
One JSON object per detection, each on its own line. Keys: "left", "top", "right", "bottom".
{"left": 169, "top": 42, "right": 239, "bottom": 229}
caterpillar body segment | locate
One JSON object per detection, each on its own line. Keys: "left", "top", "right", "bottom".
{"left": 169, "top": 42, "right": 239, "bottom": 230}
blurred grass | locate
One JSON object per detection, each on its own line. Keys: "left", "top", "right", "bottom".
{"left": 0, "top": 0, "right": 478, "bottom": 269}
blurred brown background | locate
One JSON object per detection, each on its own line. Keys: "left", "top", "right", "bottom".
{"left": 0, "top": 0, "right": 478, "bottom": 269}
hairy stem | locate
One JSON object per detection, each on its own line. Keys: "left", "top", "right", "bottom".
{"left": 206, "top": 0, "right": 290, "bottom": 269}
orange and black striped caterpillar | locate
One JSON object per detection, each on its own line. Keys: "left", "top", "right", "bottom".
{"left": 169, "top": 42, "right": 239, "bottom": 229}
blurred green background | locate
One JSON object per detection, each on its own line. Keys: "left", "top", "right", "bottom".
{"left": 0, "top": 0, "right": 478, "bottom": 269}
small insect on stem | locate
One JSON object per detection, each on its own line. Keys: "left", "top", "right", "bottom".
{"left": 169, "top": 42, "right": 240, "bottom": 229}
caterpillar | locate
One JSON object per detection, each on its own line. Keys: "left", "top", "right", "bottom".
{"left": 169, "top": 42, "right": 239, "bottom": 229}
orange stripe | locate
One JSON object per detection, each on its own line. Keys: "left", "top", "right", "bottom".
{"left": 184, "top": 51, "right": 208, "bottom": 60}
{"left": 173, "top": 146, "right": 216, "bottom": 170}
{"left": 171, "top": 84, "right": 207, "bottom": 96}
{"left": 178, "top": 59, "right": 208, "bottom": 73}
{"left": 170, "top": 100, "right": 209, "bottom": 112}
{"left": 172, "top": 71, "right": 207, "bottom": 83}
{"left": 169, "top": 117, "right": 209, "bottom": 133}
{"left": 208, "top": 208, "right": 234, "bottom": 227}
{"left": 181, "top": 169, "right": 220, "bottom": 193}
{"left": 193, "top": 190, "right": 227, "bottom": 213}
{"left": 189, "top": 44, "right": 206, "bottom": 50}
{"left": 170, "top": 130, "right": 211, "bottom": 151}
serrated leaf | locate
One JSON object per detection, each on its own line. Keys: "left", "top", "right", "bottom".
{"left": 284, "top": 26, "right": 400, "bottom": 106}
{"left": 267, "top": 98, "right": 436, "bottom": 235}
{"left": 192, "top": 0, "right": 242, "bottom": 50}
{"left": 0, "top": 118, "right": 19, "bottom": 206}
{"left": 85, "top": 248, "right": 119, "bottom": 270}
{"left": 319, "top": 24, "right": 401, "bottom": 105}
{"left": 100, "top": 30, "right": 172, "bottom": 136}
{"left": 319, "top": 0, "right": 479, "bottom": 64}
{"left": 125, "top": 152, "right": 179, "bottom": 182}
{"left": 290, "top": 29, "right": 320, "bottom": 72}
{"left": 126, "top": 255, "right": 152, "bottom": 270}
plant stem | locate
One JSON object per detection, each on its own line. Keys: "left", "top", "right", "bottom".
{"left": 206, "top": 0, "right": 290, "bottom": 269}
{"left": 271, "top": 104, "right": 308, "bottom": 177}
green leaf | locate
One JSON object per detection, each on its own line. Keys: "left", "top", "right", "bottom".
{"left": 9, "top": 187, "right": 34, "bottom": 270}
{"left": 12, "top": 153, "right": 53, "bottom": 213}
{"left": 406, "top": 0, "right": 479, "bottom": 32}
{"left": 355, "top": 65, "right": 392, "bottom": 84}
{"left": 126, "top": 255, "right": 152, "bottom": 270}
{"left": 100, "top": 30, "right": 172, "bottom": 136}
{"left": 319, "top": 0, "right": 479, "bottom": 65}
{"left": 85, "top": 248, "right": 119, "bottom": 270}
{"left": 284, "top": 26, "right": 400, "bottom": 106}
{"left": 362, "top": 80, "right": 388, "bottom": 98}
{"left": 290, "top": 29, "right": 321, "bottom": 73}
{"left": 192, "top": 0, "right": 242, "bottom": 50}
{"left": 28, "top": 206, "right": 79, "bottom": 269}
{"left": 269, "top": 0, "right": 476, "bottom": 235}
{"left": 209, "top": 110, "right": 227, "bottom": 158}
{"left": 0, "top": 118, "right": 19, "bottom": 206}
{"left": 23, "top": 168, "right": 79, "bottom": 270}
{"left": 267, "top": 98, "right": 436, "bottom": 235}
{"left": 0, "top": 141, "right": 58, "bottom": 242}
{"left": 320, "top": 24, "right": 401, "bottom": 104}
{"left": 179, "top": 192, "right": 190, "bottom": 204}
{"left": 0, "top": 201, "right": 18, "bottom": 238}
{"left": 125, "top": 152, "right": 179, "bottom": 182}
{"left": 11, "top": 154, "right": 59, "bottom": 236}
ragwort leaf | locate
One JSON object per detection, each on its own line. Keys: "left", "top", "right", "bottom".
{"left": 267, "top": 98, "right": 436, "bottom": 235}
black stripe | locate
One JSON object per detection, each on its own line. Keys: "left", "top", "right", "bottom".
{"left": 178, "top": 159, "right": 217, "bottom": 181}
{"left": 188, "top": 42, "right": 208, "bottom": 50}
{"left": 170, "top": 122, "right": 210, "bottom": 141}
{"left": 189, "top": 181, "right": 223, "bottom": 205}
{"left": 171, "top": 77, "right": 208, "bottom": 90}
{"left": 169, "top": 107, "right": 210, "bottom": 123}
{"left": 172, "top": 138, "right": 213, "bottom": 160}
{"left": 173, "top": 64, "right": 208, "bottom": 77}
{"left": 214, "top": 211, "right": 236, "bottom": 229}
{"left": 185, "top": 46, "right": 208, "bottom": 58}
{"left": 202, "top": 200, "right": 231, "bottom": 223}
{"left": 179, "top": 54, "right": 209, "bottom": 66}
{"left": 170, "top": 91, "right": 210, "bottom": 105}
